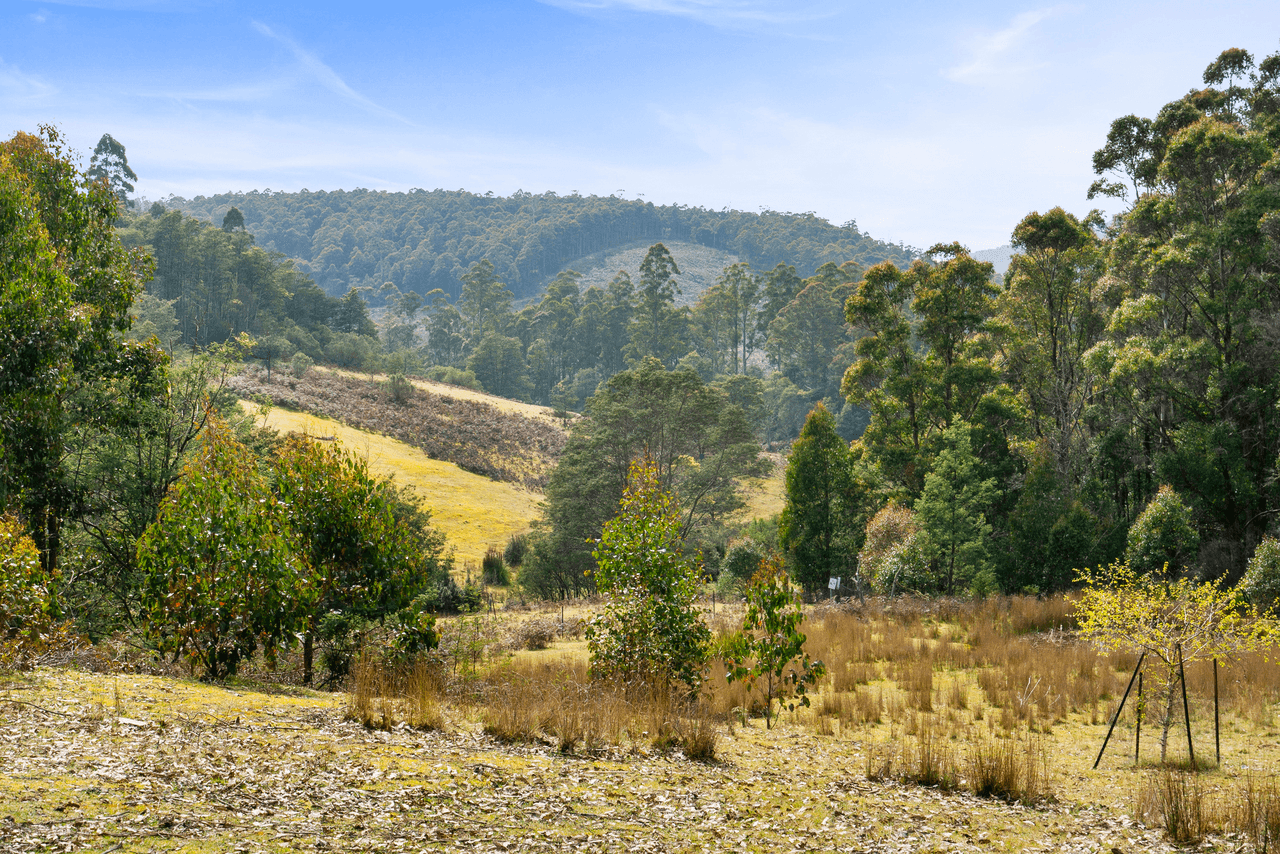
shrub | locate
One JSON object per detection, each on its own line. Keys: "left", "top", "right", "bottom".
{"left": 385, "top": 372, "right": 414, "bottom": 404}
{"left": 424, "top": 365, "right": 481, "bottom": 389}
{"left": 290, "top": 351, "right": 314, "bottom": 378}
{"left": 503, "top": 533, "right": 529, "bottom": 568}
{"left": 1242, "top": 536, "right": 1280, "bottom": 613}
{"left": 859, "top": 504, "right": 919, "bottom": 594}
{"left": 0, "top": 515, "right": 57, "bottom": 670}
{"left": 1127, "top": 485, "right": 1200, "bottom": 577}
{"left": 586, "top": 459, "right": 710, "bottom": 695}
{"left": 139, "top": 419, "right": 311, "bottom": 680}
{"left": 481, "top": 547, "right": 510, "bottom": 586}
{"left": 721, "top": 539, "right": 766, "bottom": 592}
{"left": 724, "top": 556, "right": 825, "bottom": 728}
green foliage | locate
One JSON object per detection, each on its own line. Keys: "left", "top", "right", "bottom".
{"left": 423, "top": 365, "right": 481, "bottom": 389}
{"left": 220, "top": 206, "right": 244, "bottom": 232}
{"left": 272, "top": 433, "right": 446, "bottom": 684}
{"left": 116, "top": 207, "right": 339, "bottom": 351}
{"left": 845, "top": 245, "right": 1015, "bottom": 498}
{"left": 138, "top": 420, "right": 310, "bottom": 680}
{"left": 2, "top": 127, "right": 151, "bottom": 573}
{"left": 481, "top": 547, "right": 510, "bottom": 586}
{"left": 586, "top": 460, "right": 710, "bottom": 695}
{"left": 1126, "top": 485, "right": 1200, "bottom": 578}
{"left": 503, "top": 533, "right": 529, "bottom": 569}
{"left": 626, "top": 243, "right": 689, "bottom": 368}
{"left": 165, "top": 190, "right": 915, "bottom": 304}
{"left": 914, "top": 422, "right": 999, "bottom": 595}
{"left": 86, "top": 133, "right": 137, "bottom": 207}
{"left": 721, "top": 539, "right": 766, "bottom": 592}
{"left": 61, "top": 345, "right": 242, "bottom": 636}
{"left": 1242, "top": 537, "right": 1280, "bottom": 612}
{"left": 385, "top": 372, "right": 414, "bottom": 405}
{"left": 0, "top": 516, "right": 58, "bottom": 669}
{"left": 779, "top": 402, "right": 871, "bottom": 596}
{"left": 535, "top": 357, "right": 767, "bottom": 595}
{"left": 467, "top": 332, "right": 532, "bottom": 400}
{"left": 723, "top": 557, "right": 825, "bottom": 728}
{"left": 858, "top": 504, "right": 928, "bottom": 595}
{"left": 766, "top": 262, "right": 860, "bottom": 399}
{"left": 290, "top": 351, "right": 315, "bottom": 378}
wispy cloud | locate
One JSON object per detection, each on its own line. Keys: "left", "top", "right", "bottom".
{"left": 251, "top": 21, "right": 413, "bottom": 125}
{"left": 538, "top": 0, "right": 835, "bottom": 27}
{"left": 27, "top": 0, "right": 188, "bottom": 9}
{"left": 144, "top": 81, "right": 294, "bottom": 104}
{"left": 0, "top": 58, "right": 56, "bottom": 102}
{"left": 943, "top": 7, "right": 1068, "bottom": 85}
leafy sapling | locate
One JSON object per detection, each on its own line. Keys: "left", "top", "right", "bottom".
{"left": 724, "top": 557, "right": 826, "bottom": 729}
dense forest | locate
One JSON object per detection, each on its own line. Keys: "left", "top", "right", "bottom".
{"left": 161, "top": 189, "right": 918, "bottom": 301}
{"left": 525, "top": 45, "right": 1280, "bottom": 602}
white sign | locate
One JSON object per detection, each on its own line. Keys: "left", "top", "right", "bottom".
{"left": 828, "top": 577, "right": 841, "bottom": 590}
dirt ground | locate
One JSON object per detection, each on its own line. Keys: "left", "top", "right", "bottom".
{"left": 1, "top": 666, "right": 1190, "bottom": 854}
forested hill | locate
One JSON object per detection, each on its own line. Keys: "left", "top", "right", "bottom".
{"left": 164, "top": 190, "right": 918, "bottom": 301}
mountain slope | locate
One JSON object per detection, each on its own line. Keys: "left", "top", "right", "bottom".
{"left": 164, "top": 189, "right": 917, "bottom": 302}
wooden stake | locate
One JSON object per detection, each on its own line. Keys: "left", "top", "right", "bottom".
{"left": 1095, "top": 651, "right": 1146, "bottom": 769}
{"left": 1179, "top": 643, "right": 1196, "bottom": 770}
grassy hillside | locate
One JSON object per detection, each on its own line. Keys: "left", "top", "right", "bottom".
{"left": 246, "top": 403, "right": 541, "bottom": 567}
{"left": 231, "top": 366, "right": 566, "bottom": 490}
{"left": 566, "top": 240, "right": 745, "bottom": 307}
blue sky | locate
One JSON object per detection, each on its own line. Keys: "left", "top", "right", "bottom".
{"left": 3, "top": 0, "right": 1279, "bottom": 250}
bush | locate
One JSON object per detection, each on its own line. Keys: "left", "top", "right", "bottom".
{"left": 385, "top": 372, "right": 414, "bottom": 404}
{"left": 860, "top": 504, "right": 930, "bottom": 595}
{"left": 424, "top": 365, "right": 481, "bottom": 390}
{"left": 587, "top": 460, "right": 710, "bottom": 695}
{"left": 0, "top": 515, "right": 57, "bottom": 670}
{"left": 721, "top": 539, "right": 766, "bottom": 593}
{"left": 139, "top": 420, "right": 310, "bottom": 680}
{"left": 1127, "top": 485, "right": 1200, "bottom": 577}
{"left": 503, "top": 533, "right": 529, "bottom": 568}
{"left": 482, "top": 547, "right": 510, "bottom": 586}
{"left": 290, "top": 351, "right": 314, "bottom": 378}
{"left": 1242, "top": 536, "right": 1280, "bottom": 612}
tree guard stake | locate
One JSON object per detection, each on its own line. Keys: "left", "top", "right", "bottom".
{"left": 1179, "top": 643, "right": 1196, "bottom": 770}
{"left": 1095, "top": 651, "right": 1146, "bottom": 769}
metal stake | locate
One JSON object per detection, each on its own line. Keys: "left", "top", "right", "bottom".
{"left": 1095, "top": 651, "right": 1146, "bottom": 770}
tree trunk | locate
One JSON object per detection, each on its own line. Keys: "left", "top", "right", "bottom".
{"left": 303, "top": 628, "right": 315, "bottom": 687}
{"left": 1159, "top": 676, "right": 1178, "bottom": 763}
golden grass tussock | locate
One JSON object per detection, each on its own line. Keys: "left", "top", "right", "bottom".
{"left": 245, "top": 401, "right": 541, "bottom": 566}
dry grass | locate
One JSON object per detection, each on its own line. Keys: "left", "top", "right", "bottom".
{"left": 326, "top": 366, "right": 565, "bottom": 425}
{"left": 17, "top": 594, "right": 1280, "bottom": 853}
{"left": 733, "top": 452, "right": 785, "bottom": 522}
{"left": 245, "top": 402, "right": 541, "bottom": 565}
{"left": 231, "top": 365, "right": 565, "bottom": 489}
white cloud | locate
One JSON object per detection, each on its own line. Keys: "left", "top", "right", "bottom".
{"left": 943, "top": 7, "right": 1070, "bottom": 86}
{"left": 0, "top": 58, "right": 56, "bottom": 103}
{"left": 25, "top": 0, "right": 190, "bottom": 9}
{"left": 537, "top": 0, "right": 836, "bottom": 27}
{"left": 250, "top": 21, "right": 413, "bottom": 125}
{"left": 142, "top": 80, "right": 294, "bottom": 104}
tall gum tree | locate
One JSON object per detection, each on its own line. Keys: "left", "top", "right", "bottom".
{"left": 1085, "top": 47, "right": 1280, "bottom": 577}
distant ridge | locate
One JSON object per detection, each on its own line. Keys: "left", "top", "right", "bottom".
{"left": 971, "top": 245, "right": 1014, "bottom": 277}
{"left": 164, "top": 189, "right": 918, "bottom": 302}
